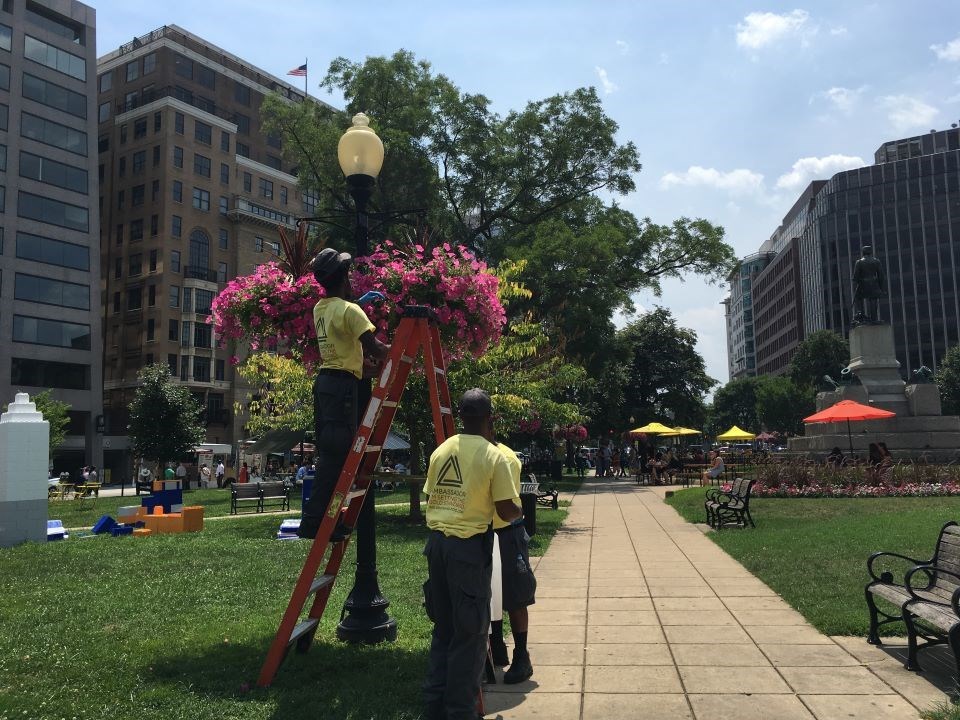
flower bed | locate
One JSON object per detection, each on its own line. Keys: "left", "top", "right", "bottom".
{"left": 749, "top": 461, "right": 960, "bottom": 498}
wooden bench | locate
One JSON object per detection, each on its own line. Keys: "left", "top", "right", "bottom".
{"left": 704, "top": 477, "right": 756, "bottom": 529}
{"left": 865, "top": 521, "right": 960, "bottom": 688}
{"left": 230, "top": 483, "right": 262, "bottom": 514}
{"left": 259, "top": 481, "right": 291, "bottom": 512}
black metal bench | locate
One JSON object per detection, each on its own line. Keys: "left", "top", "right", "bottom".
{"left": 704, "top": 477, "right": 756, "bottom": 529}
{"left": 865, "top": 521, "right": 960, "bottom": 692}
{"left": 231, "top": 483, "right": 262, "bottom": 514}
{"left": 260, "top": 481, "right": 291, "bottom": 512}
{"left": 525, "top": 474, "right": 559, "bottom": 510}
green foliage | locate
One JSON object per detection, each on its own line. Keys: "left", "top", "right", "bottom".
{"left": 237, "top": 353, "right": 314, "bottom": 436}
{"left": 789, "top": 330, "right": 849, "bottom": 389}
{"left": 709, "top": 377, "right": 763, "bottom": 434}
{"left": 5, "top": 390, "right": 70, "bottom": 461}
{"left": 128, "top": 364, "right": 205, "bottom": 468}
{"left": 937, "top": 345, "right": 960, "bottom": 416}
{"left": 755, "top": 376, "right": 815, "bottom": 435}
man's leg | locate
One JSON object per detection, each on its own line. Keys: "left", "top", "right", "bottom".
{"left": 423, "top": 534, "right": 453, "bottom": 720}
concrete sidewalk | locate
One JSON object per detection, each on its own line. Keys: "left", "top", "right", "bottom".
{"left": 483, "top": 478, "right": 950, "bottom": 719}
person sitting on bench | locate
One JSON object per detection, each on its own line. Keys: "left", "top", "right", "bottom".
{"left": 700, "top": 450, "right": 725, "bottom": 487}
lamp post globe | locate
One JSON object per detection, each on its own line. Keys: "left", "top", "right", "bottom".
{"left": 337, "top": 113, "right": 384, "bottom": 258}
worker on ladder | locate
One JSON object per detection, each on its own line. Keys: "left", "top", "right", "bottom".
{"left": 422, "top": 389, "right": 522, "bottom": 720}
{"left": 298, "top": 248, "right": 389, "bottom": 541}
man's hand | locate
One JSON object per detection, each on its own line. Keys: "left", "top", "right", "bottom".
{"left": 356, "top": 291, "right": 386, "bottom": 308}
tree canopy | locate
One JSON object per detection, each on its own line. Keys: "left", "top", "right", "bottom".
{"left": 709, "top": 377, "right": 763, "bottom": 434}
{"left": 789, "top": 330, "right": 849, "bottom": 389}
{"left": 937, "top": 345, "right": 960, "bottom": 416}
{"left": 128, "top": 364, "right": 205, "bottom": 468}
{"left": 755, "top": 376, "right": 813, "bottom": 435}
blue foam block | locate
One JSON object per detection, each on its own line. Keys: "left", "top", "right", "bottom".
{"left": 277, "top": 518, "right": 301, "bottom": 540}
{"left": 91, "top": 515, "right": 118, "bottom": 534}
{"left": 47, "top": 519, "right": 68, "bottom": 541}
{"left": 110, "top": 525, "right": 134, "bottom": 536}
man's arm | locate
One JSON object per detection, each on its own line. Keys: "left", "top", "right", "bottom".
{"left": 360, "top": 330, "right": 389, "bottom": 360}
{"left": 495, "top": 499, "right": 522, "bottom": 524}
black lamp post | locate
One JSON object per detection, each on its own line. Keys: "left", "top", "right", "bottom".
{"left": 333, "top": 113, "right": 397, "bottom": 643}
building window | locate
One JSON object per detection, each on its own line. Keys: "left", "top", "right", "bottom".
{"left": 152, "top": 145, "right": 160, "bottom": 167}
{"left": 134, "top": 117, "right": 146, "bottom": 139}
{"left": 114, "top": 256, "right": 121, "bottom": 279}
{"left": 115, "top": 223, "right": 123, "bottom": 245}
{"left": 234, "top": 82, "right": 250, "bottom": 106}
{"left": 196, "top": 95, "right": 215, "bottom": 114}
{"left": 150, "top": 215, "right": 158, "bottom": 237}
{"left": 259, "top": 178, "right": 273, "bottom": 199}
{"left": 193, "top": 356, "right": 210, "bottom": 382}
{"left": 13, "top": 316, "right": 90, "bottom": 349}
{"left": 98, "top": 102, "right": 110, "bottom": 123}
{"left": 24, "top": 35, "right": 86, "bottom": 81}
{"left": 15, "top": 272, "right": 89, "bottom": 310}
{"left": 125, "top": 59, "right": 138, "bottom": 82}
{"left": 168, "top": 319, "right": 178, "bottom": 341}
{"left": 20, "top": 151, "right": 88, "bottom": 194}
{"left": 175, "top": 112, "right": 184, "bottom": 134}
{"left": 171, "top": 215, "right": 182, "bottom": 237}
{"left": 194, "top": 153, "right": 211, "bottom": 177}
{"left": 169, "top": 286, "right": 180, "bottom": 308}
{"left": 151, "top": 179, "right": 159, "bottom": 201}
{"left": 20, "top": 112, "right": 87, "bottom": 156}
{"left": 189, "top": 229, "right": 210, "bottom": 270}
{"left": 120, "top": 124, "right": 127, "bottom": 144}
{"left": 302, "top": 191, "right": 317, "bottom": 214}
{"left": 170, "top": 250, "right": 181, "bottom": 272}
{"left": 220, "top": 162, "right": 229, "bottom": 185}
{"left": 217, "top": 261, "right": 227, "bottom": 283}
{"left": 149, "top": 248, "right": 157, "bottom": 270}
{"left": 269, "top": 241, "right": 280, "bottom": 255}
{"left": 113, "top": 292, "right": 120, "bottom": 314}
{"left": 153, "top": 111, "right": 161, "bottom": 132}
{"left": 194, "top": 324, "right": 212, "bottom": 349}
{"left": 146, "top": 320, "right": 155, "bottom": 342}
{"left": 98, "top": 71, "right": 111, "bottom": 92}
{"left": 97, "top": 134, "right": 107, "bottom": 152}
{"left": 129, "top": 253, "right": 142, "bottom": 276}
{"left": 143, "top": 52, "right": 156, "bottom": 75}
{"left": 172, "top": 180, "right": 182, "bottom": 203}
{"left": 255, "top": 236, "right": 263, "bottom": 252}
{"left": 280, "top": 186, "right": 288, "bottom": 205}
{"left": 235, "top": 113, "right": 250, "bottom": 135}
{"left": 221, "top": 131, "right": 230, "bottom": 152}
{"left": 23, "top": 73, "right": 86, "bottom": 118}
{"left": 266, "top": 155, "right": 282, "bottom": 171}
{"left": 131, "top": 185, "right": 144, "bottom": 207}
{"left": 180, "top": 355, "right": 189, "bottom": 381}
{"left": 132, "top": 150, "right": 145, "bottom": 174}
{"left": 173, "top": 146, "right": 183, "bottom": 168}
{"left": 123, "top": 91, "right": 137, "bottom": 112}
{"left": 218, "top": 228, "right": 228, "bottom": 249}
{"left": 183, "top": 288, "right": 193, "bottom": 313}
{"left": 15, "top": 231, "right": 89, "bottom": 270}
{"left": 174, "top": 53, "right": 193, "bottom": 80}
{"left": 219, "top": 196, "right": 228, "bottom": 215}
{"left": 148, "top": 284, "right": 156, "bottom": 307}
{"left": 17, "top": 191, "right": 88, "bottom": 231}
{"left": 195, "top": 120, "right": 211, "bottom": 145}
{"left": 168, "top": 354, "right": 178, "bottom": 376}
{"left": 236, "top": 142, "right": 249, "bottom": 158}
{"left": 11, "top": 358, "right": 90, "bottom": 391}
{"left": 118, "top": 156, "right": 125, "bottom": 177}
{"left": 127, "top": 287, "right": 142, "bottom": 311}
{"left": 192, "top": 187, "right": 210, "bottom": 211}
{"left": 130, "top": 218, "right": 143, "bottom": 240}
{"left": 198, "top": 65, "right": 216, "bottom": 89}
{"left": 215, "top": 359, "right": 225, "bottom": 382}
{"left": 181, "top": 319, "right": 191, "bottom": 346}
{"left": 243, "top": 172, "right": 252, "bottom": 192}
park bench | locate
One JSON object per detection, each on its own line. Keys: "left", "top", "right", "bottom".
{"left": 230, "top": 483, "right": 262, "bottom": 514}
{"left": 704, "top": 477, "right": 756, "bottom": 529}
{"left": 259, "top": 481, "right": 291, "bottom": 512}
{"left": 864, "top": 521, "right": 960, "bottom": 690}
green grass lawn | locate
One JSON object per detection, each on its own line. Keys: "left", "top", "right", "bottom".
{"left": 665, "top": 488, "right": 960, "bottom": 636}
{"left": 1, "top": 484, "right": 578, "bottom": 720}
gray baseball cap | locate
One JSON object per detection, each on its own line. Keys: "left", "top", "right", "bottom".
{"left": 457, "top": 388, "right": 493, "bottom": 418}
{"left": 311, "top": 248, "right": 352, "bottom": 282}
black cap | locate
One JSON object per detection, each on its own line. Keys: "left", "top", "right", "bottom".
{"left": 457, "top": 388, "right": 493, "bottom": 418}
{"left": 311, "top": 248, "right": 352, "bottom": 283}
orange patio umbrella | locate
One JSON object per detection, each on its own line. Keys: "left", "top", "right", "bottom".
{"left": 802, "top": 400, "right": 895, "bottom": 455}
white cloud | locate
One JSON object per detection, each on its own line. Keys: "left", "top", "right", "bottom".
{"left": 775, "top": 154, "right": 866, "bottom": 191}
{"left": 931, "top": 35, "right": 960, "bottom": 62}
{"left": 829, "top": 25, "right": 848, "bottom": 36}
{"left": 735, "top": 9, "right": 812, "bottom": 50}
{"left": 615, "top": 40, "right": 630, "bottom": 55}
{"left": 594, "top": 66, "right": 618, "bottom": 95}
{"left": 659, "top": 166, "right": 765, "bottom": 196}
{"left": 657, "top": 52, "right": 669, "bottom": 65}
{"left": 814, "top": 86, "right": 866, "bottom": 114}
{"left": 878, "top": 95, "right": 939, "bottom": 132}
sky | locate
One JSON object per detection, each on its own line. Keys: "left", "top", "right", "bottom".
{"left": 91, "top": 0, "right": 960, "bottom": 388}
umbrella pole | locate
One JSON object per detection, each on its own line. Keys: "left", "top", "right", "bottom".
{"left": 847, "top": 418, "right": 854, "bottom": 457}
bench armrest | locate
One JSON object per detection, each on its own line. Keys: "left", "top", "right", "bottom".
{"left": 705, "top": 488, "right": 723, "bottom": 501}
{"left": 905, "top": 564, "right": 957, "bottom": 606}
{"left": 867, "top": 551, "right": 930, "bottom": 583}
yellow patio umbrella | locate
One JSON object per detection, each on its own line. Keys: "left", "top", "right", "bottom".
{"left": 628, "top": 422, "right": 676, "bottom": 437}
{"left": 659, "top": 427, "right": 702, "bottom": 437}
{"left": 716, "top": 425, "right": 756, "bottom": 441}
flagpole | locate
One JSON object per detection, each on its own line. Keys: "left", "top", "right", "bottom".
{"left": 304, "top": 57, "right": 308, "bottom": 97}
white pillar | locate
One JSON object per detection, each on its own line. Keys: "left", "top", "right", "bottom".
{"left": 0, "top": 393, "right": 50, "bottom": 547}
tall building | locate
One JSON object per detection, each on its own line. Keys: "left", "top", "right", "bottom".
{"left": 724, "top": 251, "right": 772, "bottom": 380}
{"left": 0, "top": 0, "right": 102, "bottom": 475}
{"left": 96, "top": 25, "right": 319, "bottom": 478}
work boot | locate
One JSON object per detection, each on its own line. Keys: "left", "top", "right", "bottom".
{"left": 503, "top": 648, "right": 533, "bottom": 684}
{"left": 490, "top": 636, "right": 509, "bottom": 667}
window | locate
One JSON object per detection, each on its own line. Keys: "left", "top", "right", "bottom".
{"left": 174, "top": 53, "right": 193, "bottom": 80}
{"left": 267, "top": 133, "right": 282, "bottom": 150}
{"left": 195, "top": 289, "right": 214, "bottom": 315}
{"left": 220, "top": 162, "right": 229, "bottom": 185}
{"left": 174, "top": 85, "right": 192, "bottom": 104}
{"left": 168, "top": 319, "right": 178, "bottom": 341}
{"left": 302, "top": 191, "right": 317, "bottom": 214}
{"left": 243, "top": 172, "right": 252, "bottom": 192}
{"left": 236, "top": 142, "right": 249, "bottom": 158}
{"left": 114, "top": 257, "right": 121, "bottom": 279}
{"left": 234, "top": 82, "right": 250, "bottom": 106}
{"left": 180, "top": 356, "right": 189, "bottom": 381}
{"left": 181, "top": 320, "right": 191, "bottom": 346}
{"left": 146, "top": 319, "right": 155, "bottom": 342}
{"left": 172, "top": 180, "right": 182, "bottom": 202}
{"left": 20, "top": 152, "right": 87, "bottom": 194}
{"left": 235, "top": 113, "right": 250, "bottom": 135}
{"left": 132, "top": 150, "right": 145, "bottom": 174}
{"left": 255, "top": 236, "right": 263, "bottom": 252}
{"left": 0, "top": 104, "right": 8, "bottom": 131}
{"left": 183, "top": 288, "right": 193, "bottom": 312}
{"left": 171, "top": 215, "right": 182, "bottom": 238}
{"left": 143, "top": 52, "right": 156, "bottom": 75}
{"left": 169, "top": 286, "right": 180, "bottom": 308}
{"left": 0, "top": 144, "right": 5, "bottom": 171}
{"left": 21, "top": 112, "right": 87, "bottom": 155}
{"left": 192, "top": 187, "right": 210, "bottom": 211}
{"left": 150, "top": 215, "right": 158, "bottom": 237}
{"left": 25, "top": 3, "right": 84, "bottom": 44}
{"left": 115, "top": 224, "right": 123, "bottom": 245}
{"left": 113, "top": 292, "right": 120, "bottom": 314}
{"left": 195, "top": 120, "right": 211, "bottom": 145}
{"left": 219, "top": 196, "right": 228, "bottom": 215}
{"left": 131, "top": 186, "right": 144, "bottom": 207}
{"left": 196, "top": 96, "right": 215, "bottom": 114}
{"left": 198, "top": 65, "right": 215, "bottom": 90}
{"left": 221, "top": 131, "right": 230, "bottom": 152}
{"left": 22, "top": 73, "right": 86, "bottom": 118}
{"left": 148, "top": 284, "right": 156, "bottom": 307}
{"left": 259, "top": 178, "right": 274, "bottom": 199}
{"left": 151, "top": 179, "right": 159, "bottom": 201}
{"left": 13, "top": 316, "right": 91, "bottom": 350}
{"left": 17, "top": 191, "right": 88, "bottom": 231}
{"left": 269, "top": 241, "right": 280, "bottom": 255}
{"left": 129, "top": 253, "right": 142, "bottom": 276}
{"left": 215, "top": 359, "right": 225, "bottom": 382}
{"left": 125, "top": 59, "right": 138, "bottom": 82}
{"left": 11, "top": 358, "right": 89, "bottom": 390}
{"left": 173, "top": 146, "right": 183, "bottom": 168}
{"left": 98, "top": 71, "right": 111, "bottom": 92}
{"left": 189, "top": 229, "right": 210, "bottom": 270}
{"left": 24, "top": 35, "right": 86, "bottom": 81}
{"left": 0, "top": 63, "right": 7, "bottom": 91}
{"left": 168, "top": 354, "right": 178, "bottom": 376}
{"left": 152, "top": 145, "right": 160, "bottom": 167}
{"left": 14, "top": 273, "right": 89, "bottom": 309}
{"left": 218, "top": 228, "right": 228, "bottom": 249}
{"left": 194, "top": 324, "right": 212, "bottom": 349}
{"left": 130, "top": 218, "right": 143, "bottom": 240}
{"left": 217, "top": 261, "right": 227, "bottom": 283}
{"left": 117, "top": 190, "right": 124, "bottom": 209}
{"left": 134, "top": 117, "right": 146, "bottom": 139}
{"left": 174, "top": 112, "right": 184, "bottom": 134}
{"left": 123, "top": 91, "right": 138, "bottom": 111}
{"left": 193, "top": 356, "right": 210, "bottom": 382}
{"left": 97, "top": 134, "right": 108, "bottom": 153}
{"left": 120, "top": 124, "right": 127, "bottom": 144}
{"left": 266, "top": 155, "right": 282, "bottom": 171}
{"left": 149, "top": 248, "right": 157, "bottom": 270}
{"left": 171, "top": 250, "right": 181, "bottom": 273}
{"left": 118, "top": 157, "right": 125, "bottom": 177}
{"left": 153, "top": 111, "right": 161, "bottom": 133}
{"left": 98, "top": 102, "right": 110, "bottom": 123}
{"left": 280, "top": 186, "right": 288, "bottom": 205}
{"left": 127, "top": 287, "right": 142, "bottom": 311}
{"left": 16, "top": 232, "right": 89, "bottom": 270}
{"left": 194, "top": 153, "right": 211, "bottom": 177}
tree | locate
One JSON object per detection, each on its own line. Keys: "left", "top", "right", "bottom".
{"left": 755, "top": 376, "right": 814, "bottom": 435}
{"left": 128, "top": 364, "right": 205, "bottom": 469}
{"left": 237, "top": 354, "right": 313, "bottom": 437}
{"left": 710, "top": 377, "right": 763, "bottom": 435}
{"left": 6, "top": 390, "right": 70, "bottom": 463}
{"left": 937, "top": 345, "right": 960, "bottom": 416}
{"left": 789, "top": 330, "right": 849, "bottom": 389}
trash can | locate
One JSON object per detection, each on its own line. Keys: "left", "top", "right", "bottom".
{"left": 520, "top": 479, "right": 539, "bottom": 536}
{"left": 550, "top": 460, "right": 562, "bottom": 482}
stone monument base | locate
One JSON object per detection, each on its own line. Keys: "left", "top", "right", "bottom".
{"left": 0, "top": 497, "right": 47, "bottom": 546}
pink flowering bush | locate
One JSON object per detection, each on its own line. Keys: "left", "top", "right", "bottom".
{"left": 517, "top": 415, "right": 543, "bottom": 436}
{"left": 554, "top": 424, "right": 588, "bottom": 440}
{"left": 749, "top": 460, "right": 960, "bottom": 498}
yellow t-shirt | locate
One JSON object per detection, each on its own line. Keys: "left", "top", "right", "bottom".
{"left": 313, "top": 297, "right": 376, "bottom": 379}
{"left": 425, "top": 434, "right": 518, "bottom": 539}
{"left": 492, "top": 442, "right": 522, "bottom": 530}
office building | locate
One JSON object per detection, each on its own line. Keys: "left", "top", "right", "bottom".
{"left": 97, "top": 25, "right": 318, "bottom": 478}
{"left": 724, "top": 251, "right": 772, "bottom": 380}
{"left": 0, "top": 0, "right": 102, "bottom": 474}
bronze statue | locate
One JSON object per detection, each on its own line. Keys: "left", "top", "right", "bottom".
{"left": 852, "top": 245, "right": 885, "bottom": 324}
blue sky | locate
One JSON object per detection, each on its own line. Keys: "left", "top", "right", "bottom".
{"left": 93, "top": 1, "right": 960, "bottom": 387}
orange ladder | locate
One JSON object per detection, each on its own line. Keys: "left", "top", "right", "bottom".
{"left": 257, "top": 306, "right": 456, "bottom": 688}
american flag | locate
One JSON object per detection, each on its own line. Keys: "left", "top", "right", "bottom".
{"left": 287, "top": 63, "right": 307, "bottom": 77}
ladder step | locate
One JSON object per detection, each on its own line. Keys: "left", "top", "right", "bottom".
{"left": 308, "top": 575, "right": 336, "bottom": 597}
{"left": 288, "top": 618, "right": 319, "bottom": 646}
{"left": 346, "top": 488, "right": 366, "bottom": 502}
{"left": 383, "top": 400, "right": 398, "bottom": 408}
{"left": 440, "top": 407, "right": 452, "bottom": 415}
{"left": 434, "top": 367, "right": 445, "bottom": 376}
{"left": 365, "top": 445, "right": 382, "bottom": 452}
{"left": 400, "top": 354, "right": 415, "bottom": 364}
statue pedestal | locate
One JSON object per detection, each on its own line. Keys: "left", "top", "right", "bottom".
{"left": 0, "top": 394, "right": 49, "bottom": 547}
{"left": 847, "top": 324, "right": 908, "bottom": 415}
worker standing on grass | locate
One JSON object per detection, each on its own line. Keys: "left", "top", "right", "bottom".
{"left": 422, "top": 389, "right": 521, "bottom": 720}
{"left": 298, "top": 248, "right": 389, "bottom": 541}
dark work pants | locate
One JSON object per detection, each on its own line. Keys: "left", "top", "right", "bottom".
{"left": 422, "top": 529, "right": 493, "bottom": 720}
{"left": 300, "top": 371, "right": 369, "bottom": 535}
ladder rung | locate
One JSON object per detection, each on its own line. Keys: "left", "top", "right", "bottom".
{"left": 365, "top": 445, "right": 382, "bottom": 452}
{"left": 400, "top": 354, "right": 414, "bottom": 364}
{"left": 288, "top": 619, "right": 319, "bottom": 646}
{"left": 440, "top": 407, "right": 452, "bottom": 415}
{"left": 383, "top": 400, "right": 398, "bottom": 408}
{"left": 308, "top": 575, "right": 335, "bottom": 597}
{"left": 434, "top": 367, "right": 445, "bottom": 376}
{"left": 346, "top": 488, "right": 366, "bottom": 502}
